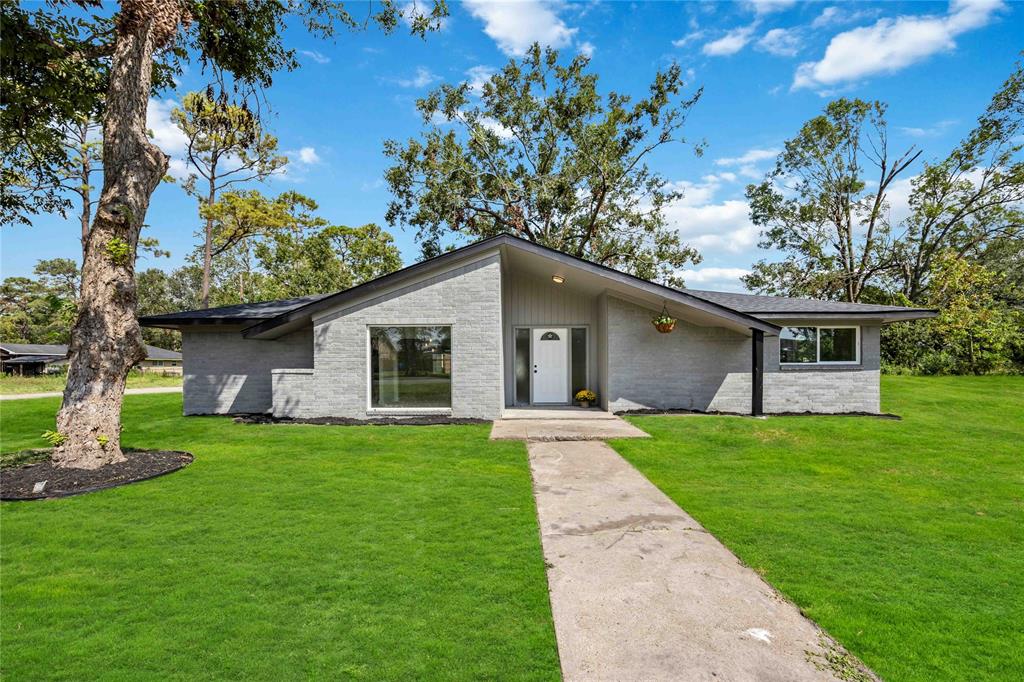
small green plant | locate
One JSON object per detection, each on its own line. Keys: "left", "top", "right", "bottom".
{"left": 105, "top": 237, "right": 132, "bottom": 265}
{"left": 652, "top": 313, "right": 675, "bottom": 325}
{"left": 96, "top": 434, "right": 109, "bottom": 447}
{"left": 41, "top": 430, "right": 66, "bottom": 447}
{"left": 574, "top": 389, "right": 596, "bottom": 402}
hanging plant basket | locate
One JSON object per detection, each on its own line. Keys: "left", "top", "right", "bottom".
{"left": 652, "top": 302, "right": 676, "bottom": 334}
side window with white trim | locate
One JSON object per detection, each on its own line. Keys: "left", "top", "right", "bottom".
{"left": 780, "top": 326, "right": 859, "bottom": 365}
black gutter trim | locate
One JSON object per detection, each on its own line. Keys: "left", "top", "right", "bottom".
{"left": 741, "top": 308, "right": 938, "bottom": 315}
{"left": 138, "top": 317, "right": 265, "bottom": 329}
{"left": 243, "top": 233, "right": 781, "bottom": 338}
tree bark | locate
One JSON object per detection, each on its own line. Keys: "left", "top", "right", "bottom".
{"left": 53, "top": 1, "right": 188, "bottom": 469}
{"left": 79, "top": 126, "right": 92, "bottom": 261}
{"left": 201, "top": 174, "right": 215, "bottom": 308}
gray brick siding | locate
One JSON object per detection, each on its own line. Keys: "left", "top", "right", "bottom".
{"left": 273, "top": 253, "right": 504, "bottom": 420}
{"left": 182, "top": 328, "right": 313, "bottom": 414}
{"left": 604, "top": 296, "right": 882, "bottom": 414}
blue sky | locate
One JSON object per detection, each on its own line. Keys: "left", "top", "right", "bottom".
{"left": 3, "top": 0, "right": 1021, "bottom": 292}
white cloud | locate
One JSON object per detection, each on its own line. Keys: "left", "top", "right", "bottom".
{"left": 811, "top": 5, "right": 879, "bottom": 29}
{"left": 300, "top": 49, "right": 331, "bottom": 65}
{"left": 670, "top": 199, "right": 760, "bottom": 254}
{"left": 395, "top": 66, "right": 441, "bottom": 88}
{"left": 672, "top": 30, "right": 705, "bottom": 48}
{"left": 465, "top": 65, "right": 495, "bottom": 93}
{"left": 715, "top": 147, "right": 780, "bottom": 167}
{"left": 703, "top": 23, "right": 758, "bottom": 56}
{"left": 661, "top": 175, "right": 761, "bottom": 258}
{"left": 578, "top": 40, "right": 595, "bottom": 58}
{"left": 794, "top": 0, "right": 1005, "bottom": 91}
{"left": 297, "top": 147, "right": 320, "bottom": 164}
{"left": 680, "top": 266, "right": 753, "bottom": 292}
{"left": 746, "top": 0, "right": 797, "bottom": 15}
{"left": 898, "top": 119, "right": 957, "bottom": 137}
{"left": 146, "top": 98, "right": 188, "bottom": 157}
{"left": 702, "top": 27, "right": 755, "bottom": 57}
{"left": 464, "top": 0, "right": 577, "bottom": 56}
{"left": 757, "top": 28, "right": 801, "bottom": 57}
{"left": 479, "top": 116, "right": 514, "bottom": 139}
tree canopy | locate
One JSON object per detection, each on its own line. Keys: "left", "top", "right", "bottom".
{"left": 385, "top": 44, "right": 704, "bottom": 286}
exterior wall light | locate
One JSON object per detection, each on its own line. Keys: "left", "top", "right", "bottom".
{"left": 551, "top": 275, "right": 565, "bottom": 284}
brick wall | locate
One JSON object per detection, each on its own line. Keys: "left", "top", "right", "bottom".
{"left": 604, "top": 296, "right": 882, "bottom": 414}
{"left": 274, "top": 253, "right": 504, "bottom": 419}
{"left": 182, "top": 328, "right": 313, "bottom": 414}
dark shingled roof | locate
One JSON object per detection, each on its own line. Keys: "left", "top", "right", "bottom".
{"left": 138, "top": 294, "right": 331, "bottom": 326}
{"left": 683, "top": 289, "right": 935, "bottom": 315}
{"left": 138, "top": 235, "right": 935, "bottom": 330}
{"left": 0, "top": 343, "right": 69, "bottom": 356}
{"left": 3, "top": 354, "right": 67, "bottom": 365}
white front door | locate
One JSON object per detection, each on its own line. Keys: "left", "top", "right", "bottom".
{"left": 532, "top": 328, "right": 569, "bottom": 403}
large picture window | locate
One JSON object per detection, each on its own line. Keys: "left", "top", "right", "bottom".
{"left": 370, "top": 326, "right": 452, "bottom": 408}
{"left": 780, "top": 326, "right": 859, "bottom": 365}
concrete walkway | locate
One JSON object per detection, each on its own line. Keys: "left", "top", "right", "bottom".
{"left": 490, "top": 410, "right": 649, "bottom": 441}
{"left": 0, "top": 386, "right": 182, "bottom": 401}
{"left": 529, "top": 440, "right": 876, "bottom": 682}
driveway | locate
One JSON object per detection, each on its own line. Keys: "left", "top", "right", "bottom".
{"left": 0, "top": 386, "right": 182, "bottom": 401}
{"left": 529, "top": 439, "right": 876, "bottom": 681}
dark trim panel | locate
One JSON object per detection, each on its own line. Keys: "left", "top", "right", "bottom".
{"left": 751, "top": 329, "right": 764, "bottom": 416}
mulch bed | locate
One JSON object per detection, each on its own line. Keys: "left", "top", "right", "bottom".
{"left": 616, "top": 408, "right": 901, "bottom": 420}
{"left": 234, "top": 414, "right": 490, "bottom": 426}
{"left": 1, "top": 449, "right": 193, "bottom": 501}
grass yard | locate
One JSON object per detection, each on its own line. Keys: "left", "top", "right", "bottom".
{"left": 0, "top": 371, "right": 182, "bottom": 395}
{"left": 0, "top": 395, "right": 559, "bottom": 680}
{"left": 614, "top": 376, "right": 1024, "bottom": 682}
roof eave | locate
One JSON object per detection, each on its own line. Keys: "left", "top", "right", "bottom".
{"left": 753, "top": 310, "right": 938, "bottom": 322}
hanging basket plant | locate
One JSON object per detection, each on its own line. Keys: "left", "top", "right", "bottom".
{"left": 652, "top": 303, "right": 676, "bottom": 333}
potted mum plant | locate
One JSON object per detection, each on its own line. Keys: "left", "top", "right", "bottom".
{"left": 575, "top": 389, "right": 597, "bottom": 408}
{"left": 652, "top": 303, "right": 676, "bottom": 333}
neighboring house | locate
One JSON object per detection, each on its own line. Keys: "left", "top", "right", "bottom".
{"left": 139, "top": 234, "right": 935, "bottom": 418}
{"left": 0, "top": 343, "right": 183, "bottom": 376}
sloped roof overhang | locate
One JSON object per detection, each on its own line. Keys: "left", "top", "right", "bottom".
{"left": 242, "top": 234, "right": 780, "bottom": 339}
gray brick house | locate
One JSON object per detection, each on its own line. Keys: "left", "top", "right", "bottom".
{"left": 140, "top": 235, "right": 935, "bottom": 419}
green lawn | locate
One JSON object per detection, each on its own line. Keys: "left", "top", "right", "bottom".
{"left": 0, "top": 372, "right": 182, "bottom": 395}
{"left": 0, "top": 395, "right": 559, "bottom": 680}
{"left": 3, "top": 378, "right": 1021, "bottom": 681}
{"left": 614, "top": 376, "right": 1024, "bottom": 682}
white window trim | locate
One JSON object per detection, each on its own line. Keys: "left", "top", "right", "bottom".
{"left": 780, "top": 325, "right": 860, "bottom": 366}
{"left": 366, "top": 323, "right": 455, "bottom": 412}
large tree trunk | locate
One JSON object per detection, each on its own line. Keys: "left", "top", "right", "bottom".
{"left": 53, "top": 1, "right": 188, "bottom": 469}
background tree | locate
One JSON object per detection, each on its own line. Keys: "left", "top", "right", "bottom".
{"left": 59, "top": 116, "right": 104, "bottom": 258}
{"left": 895, "top": 60, "right": 1024, "bottom": 302}
{"left": 173, "top": 90, "right": 287, "bottom": 308}
{"left": 253, "top": 222, "right": 402, "bottom": 300}
{"left": 2, "top": 0, "right": 447, "bottom": 469}
{"left": 385, "top": 44, "right": 703, "bottom": 285}
{"left": 0, "top": 258, "right": 81, "bottom": 344}
{"left": 743, "top": 99, "right": 921, "bottom": 302}
{"left": 883, "top": 253, "right": 1022, "bottom": 375}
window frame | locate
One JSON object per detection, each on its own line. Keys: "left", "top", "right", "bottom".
{"left": 366, "top": 323, "right": 454, "bottom": 413}
{"left": 779, "top": 325, "right": 860, "bottom": 366}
